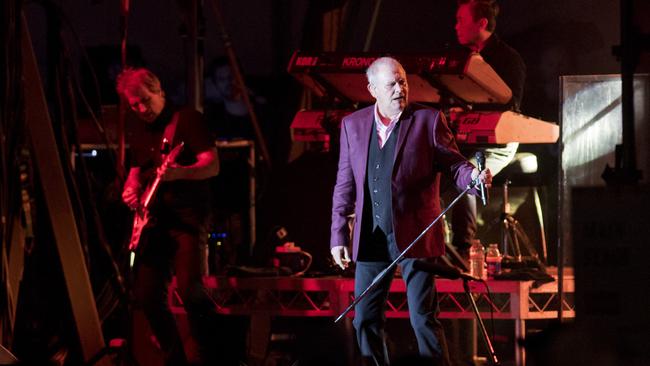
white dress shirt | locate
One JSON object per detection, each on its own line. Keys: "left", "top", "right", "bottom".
{"left": 373, "top": 103, "right": 402, "bottom": 149}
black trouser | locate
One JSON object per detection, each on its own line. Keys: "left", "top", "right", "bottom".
{"left": 133, "top": 222, "right": 218, "bottom": 366}
{"left": 353, "top": 230, "right": 451, "bottom": 366}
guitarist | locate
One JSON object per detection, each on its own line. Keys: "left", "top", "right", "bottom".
{"left": 117, "top": 67, "right": 220, "bottom": 366}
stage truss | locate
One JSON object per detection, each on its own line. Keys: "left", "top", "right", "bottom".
{"left": 169, "top": 274, "right": 574, "bottom": 366}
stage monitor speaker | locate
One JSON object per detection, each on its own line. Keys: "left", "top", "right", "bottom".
{"left": 572, "top": 186, "right": 650, "bottom": 364}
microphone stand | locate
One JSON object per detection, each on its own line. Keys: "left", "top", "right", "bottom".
{"left": 463, "top": 279, "right": 501, "bottom": 366}
{"left": 334, "top": 178, "right": 480, "bottom": 323}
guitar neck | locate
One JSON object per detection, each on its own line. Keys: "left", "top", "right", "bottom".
{"left": 142, "top": 176, "right": 162, "bottom": 209}
{"left": 139, "top": 142, "right": 184, "bottom": 210}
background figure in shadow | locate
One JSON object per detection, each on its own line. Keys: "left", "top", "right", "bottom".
{"left": 204, "top": 56, "right": 270, "bottom": 141}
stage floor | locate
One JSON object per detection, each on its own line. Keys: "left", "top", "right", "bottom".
{"left": 169, "top": 268, "right": 574, "bottom": 366}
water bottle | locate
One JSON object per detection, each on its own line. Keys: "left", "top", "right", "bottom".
{"left": 469, "top": 240, "right": 485, "bottom": 280}
{"left": 486, "top": 243, "right": 502, "bottom": 279}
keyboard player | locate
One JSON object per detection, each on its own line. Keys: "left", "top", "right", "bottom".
{"left": 447, "top": 0, "right": 527, "bottom": 257}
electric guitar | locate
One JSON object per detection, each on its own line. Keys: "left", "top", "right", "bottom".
{"left": 128, "top": 141, "right": 185, "bottom": 251}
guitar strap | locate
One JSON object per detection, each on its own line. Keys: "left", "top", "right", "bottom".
{"left": 162, "top": 110, "right": 181, "bottom": 153}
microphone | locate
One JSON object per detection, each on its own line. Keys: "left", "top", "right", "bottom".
{"left": 475, "top": 151, "right": 488, "bottom": 206}
{"left": 413, "top": 260, "right": 482, "bottom": 281}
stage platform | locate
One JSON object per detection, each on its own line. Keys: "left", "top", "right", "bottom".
{"left": 169, "top": 271, "right": 574, "bottom": 366}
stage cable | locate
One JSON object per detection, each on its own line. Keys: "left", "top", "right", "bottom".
{"left": 1, "top": 0, "right": 26, "bottom": 348}
{"left": 25, "top": 0, "right": 128, "bottom": 320}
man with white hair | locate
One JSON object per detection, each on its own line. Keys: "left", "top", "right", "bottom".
{"left": 330, "top": 57, "right": 492, "bottom": 365}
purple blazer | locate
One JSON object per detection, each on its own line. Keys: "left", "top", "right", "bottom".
{"left": 330, "top": 104, "right": 477, "bottom": 260}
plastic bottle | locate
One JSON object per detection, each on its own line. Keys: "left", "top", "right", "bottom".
{"left": 469, "top": 240, "right": 485, "bottom": 280}
{"left": 486, "top": 243, "right": 502, "bottom": 279}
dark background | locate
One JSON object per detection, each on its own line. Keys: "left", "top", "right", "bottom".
{"left": 22, "top": 0, "right": 650, "bottom": 270}
{"left": 25, "top": 0, "right": 643, "bottom": 117}
{"left": 9, "top": 1, "right": 650, "bottom": 364}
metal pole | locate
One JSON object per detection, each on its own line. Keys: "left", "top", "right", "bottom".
{"left": 557, "top": 78, "right": 565, "bottom": 322}
{"left": 208, "top": 0, "right": 273, "bottom": 169}
{"left": 183, "top": 0, "right": 204, "bottom": 112}
{"left": 116, "top": 0, "right": 130, "bottom": 178}
{"left": 363, "top": 0, "right": 383, "bottom": 52}
{"left": 620, "top": 0, "right": 637, "bottom": 173}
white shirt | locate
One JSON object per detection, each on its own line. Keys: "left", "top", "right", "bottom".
{"left": 373, "top": 103, "right": 402, "bottom": 148}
